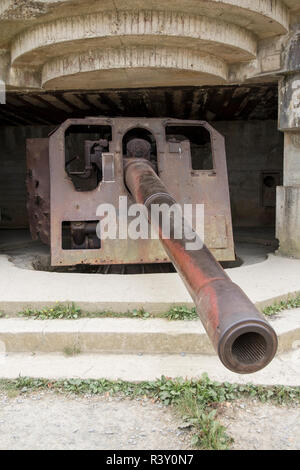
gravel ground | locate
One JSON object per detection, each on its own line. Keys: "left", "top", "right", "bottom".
{"left": 219, "top": 399, "right": 300, "bottom": 450}
{"left": 0, "top": 391, "right": 299, "bottom": 450}
{"left": 0, "top": 392, "right": 191, "bottom": 450}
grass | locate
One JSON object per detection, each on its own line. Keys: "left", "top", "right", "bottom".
{"left": 162, "top": 306, "right": 198, "bottom": 321}
{"left": 13, "top": 295, "right": 300, "bottom": 321}
{"left": 16, "top": 303, "right": 197, "bottom": 321}
{"left": 19, "top": 303, "right": 81, "bottom": 320}
{"left": 0, "top": 374, "right": 298, "bottom": 450}
{"left": 176, "top": 391, "right": 233, "bottom": 450}
{"left": 262, "top": 294, "right": 300, "bottom": 317}
{"left": 86, "top": 308, "right": 152, "bottom": 319}
{"left": 63, "top": 344, "right": 81, "bottom": 356}
{"left": 17, "top": 304, "right": 152, "bottom": 320}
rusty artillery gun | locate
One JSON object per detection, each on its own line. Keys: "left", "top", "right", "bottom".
{"left": 26, "top": 117, "right": 277, "bottom": 373}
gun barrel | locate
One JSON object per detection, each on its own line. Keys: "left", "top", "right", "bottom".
{"left": 124, "top": 158, "right": 278, "bottom": 374}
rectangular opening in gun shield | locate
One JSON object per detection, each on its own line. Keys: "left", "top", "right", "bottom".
{"left": 62, "top": 221, "right": 101, "bottom": 250}
{"left": 166, "top": 125, "right": 214, "bottom": 171}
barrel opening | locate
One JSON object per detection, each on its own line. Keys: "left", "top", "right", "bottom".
{"left": 231, "top": 332, "right": 267, "bottom": 365}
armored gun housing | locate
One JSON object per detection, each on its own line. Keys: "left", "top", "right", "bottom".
{"left": 26, "top": 117, "right": 278, "bottom": 374}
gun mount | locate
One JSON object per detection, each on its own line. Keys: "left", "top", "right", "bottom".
{"left": 26, "top": 117, "right": 278, "bottom": 373}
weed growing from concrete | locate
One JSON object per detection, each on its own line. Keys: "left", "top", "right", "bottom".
{"left": 18, "top": 305, "right": 152, "bottom": 320}
{"left": 15, "top": 295, "right": 300, "bottom": 321}
{"left": 0, "top": 374, "right": 298, "bottom": 450}
{"left": 163, "top": 306, "right": 198, "bottom": 321}
{"left": 19, "top": 303, "right": 82, "bottom": 319}
{"left": 88, "top": 305, "right": 197, "bottom": 320}
{"left": 263, "top": 294, "right": 300, "bottom": 316}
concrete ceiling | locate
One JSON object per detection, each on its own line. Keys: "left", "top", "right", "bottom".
{"left": 0, "top": 85, "right": 278, "bottom": 126}
{"left": 0, "top": 1, "right": 297, "bottom": 91}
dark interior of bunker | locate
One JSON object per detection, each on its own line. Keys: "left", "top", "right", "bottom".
{"left": 0, "top": 85, "right": 283, "bottom": 273}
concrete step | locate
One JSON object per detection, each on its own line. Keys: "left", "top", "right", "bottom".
{"left": 0, "top": 310, "right": 299, "bottom": 355}
{"left": 1, "top": 253, "right": 300, "bottom": 316}
{"left": 0, "top": 351, "right": 299, "bottom": 386}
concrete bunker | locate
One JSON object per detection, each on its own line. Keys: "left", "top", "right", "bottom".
{"left": 1, "top": 1, "right": 300, "bottom": 377}
{"left": 0, "top": 85, "right": 283, "bottom": 273}
{"left": 0, "top": 0, "right": 299, "bottom": 264}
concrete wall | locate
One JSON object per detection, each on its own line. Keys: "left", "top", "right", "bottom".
{"left": 276, "top": 28, "right": 300, "bottom": 258}
{"left": 214, "top": 120, "right": 283, "bottom": 228}
{"left": 276, "top": 131, "right": 300, "bottom": 258}
{"left": 0, "top": 120, "right": 283, "bottom": 229}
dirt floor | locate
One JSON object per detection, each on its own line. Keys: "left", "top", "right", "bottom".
{"left": 0, "top": 391, "right": 299, "bottom": 450}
